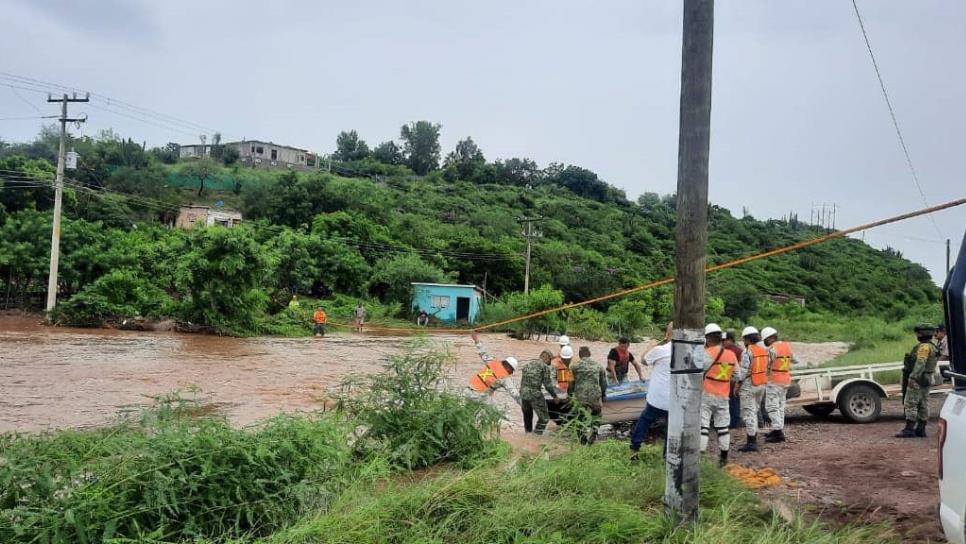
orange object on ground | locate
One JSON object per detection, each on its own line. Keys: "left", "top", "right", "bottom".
{"left": 725, "top": 464, "right": 785, "bottom": 489}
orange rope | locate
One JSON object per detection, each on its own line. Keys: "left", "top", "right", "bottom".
{"left": 330, "top": 197, "right": 966, "bottom": 335}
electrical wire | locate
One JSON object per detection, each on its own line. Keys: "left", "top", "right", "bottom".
{"left": 851, "top": 0, "right": 944, "bottom": 239}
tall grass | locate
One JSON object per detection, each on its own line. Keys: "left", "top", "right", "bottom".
{"left": 264, "top": 441, "right": 893, "bottom": 544}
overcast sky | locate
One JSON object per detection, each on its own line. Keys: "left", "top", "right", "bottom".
{"left": 2, "top": 0, "right": 963, "bottom": 284}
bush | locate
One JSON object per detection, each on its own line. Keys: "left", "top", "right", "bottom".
{"left": 334, "top": 341, "right": 504, "bottom": 469}
{"left": 56, "top": 269, "right": 174, "bottom": 326}
{"left": 0, "top": 398, "right": 356, "bottom": 543}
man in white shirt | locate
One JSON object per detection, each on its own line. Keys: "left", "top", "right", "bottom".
{"left": 629, "top": 322, "right": 673, "bottom": 460}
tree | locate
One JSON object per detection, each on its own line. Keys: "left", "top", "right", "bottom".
{"left": 333, "top": 130, "right": 370, "bottom": 162}
{"left": 150, "top": 143, "right": 181, "bottom": 164}
{"left": 181, "top": 159, "right": 220, "bottom": 196}
{"left": 445, "top": 137, "right": 485, "bottom": 165}
{"left": 400, "top": 121, "right": 441, "bottom": 175}
{"left": 719, "top": 283, "right": 760, "bottom": 322}
{"left": 372, "top": 141, "right": 404, "bottom": 165}
{"left": 493, "top": 157, "right": 541, "bottom": 187}
{"left": 222, "top": 146, "right": 240, "bottom": 166}
{"left": 366, "top": 254, "right": 452, "bottom": 306}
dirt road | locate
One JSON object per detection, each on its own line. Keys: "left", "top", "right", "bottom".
{"left": 729, "top": 398, "right": 946, "bottom": 543}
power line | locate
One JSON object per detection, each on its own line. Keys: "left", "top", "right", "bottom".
{"left": 0, "top": 115, "right": 60, "bottom": 121}
{"left": 7, "top": 85, "right": 43, "bottom": 114}
{"left": 851, "top": 0, "right": 944, "bottom": 240}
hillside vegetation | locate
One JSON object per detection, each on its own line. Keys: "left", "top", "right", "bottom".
{"left": 0, "top": 125, "right": 939, "bottom": 336}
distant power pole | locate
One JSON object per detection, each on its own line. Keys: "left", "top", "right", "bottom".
{"left": 667, "top": 0, "right": 713, "bottom": 523}
{"left": 45, "top": 93, "right": 89, "bottom": 314}
{"left": 518, "top": 216, "right": 542, "bottom": 295}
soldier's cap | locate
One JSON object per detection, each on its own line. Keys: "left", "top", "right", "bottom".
{"left": 913, "top": 323, "right": 936, "bottom": 333}
{"left": 937, "top": 324, "right": 946, "bottom": 332}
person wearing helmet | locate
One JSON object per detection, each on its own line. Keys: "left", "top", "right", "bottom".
{"left": 551, "top": 344, "right": 576, "bottom": 394}
{"left": 700, "top": 323, "right": 739, "bottom": 467}
{"left": 570, "top": 346, "right": 608, "bottom": 445}
{"left": 896, "top": 324, "right": 939, "bottom": 438}
{"left": 737, "top": 326, "right": 771, "bottom": 452}
{"left": 558, "top": 335, "right": 571, "bottom": 347}
{"left": 761, "top": 326, "right": 801, "bottom": 443}
{"left": 468, "top": 332, "right": 521, "bottom": 407}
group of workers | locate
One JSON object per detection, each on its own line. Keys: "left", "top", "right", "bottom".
{"left": 305, "top": 301, "right": 368, "bottom": 337}
{"left": 467, "top": 322, "right": 802, "bottom": 466}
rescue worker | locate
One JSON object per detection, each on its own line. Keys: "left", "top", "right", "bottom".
{"left": 468, "top": 332, "right": 521, "bottom": 406}
{"left": 551, "top": 345, "right": 576, "bottom": 395}
{"left": 630, "top": 322, "right": 673, "bottom": 460}
{"left": 761, "top": 326, "right": 802, "bottom": 443}
{"left": 313, "top": 306, "right": 327, "bottom": 337}
{"left": 737, "top": 326, "right": 771, "bottom": 452}
{"left": 701, "top": 323, "right": 739, "bottom": 467}
{"left": 607, "top": 337, "right": 645, "bottom": 384}
{"left": 723, "top": 330, "right": 744, "bottom": 429}
{"left": 937, "top": 324, "right": 950, "bottom": 361}
{"left": 570, "top": 346, "right": 608, "bottom": 445}
{"left": 519, "top": 350, "right": 560, "bottom": 434}
{"left": 288, "top": 294, "right": 300, "bottom": 310}
{"left": 896, "top": 324, "right": 939, "bottom": 438}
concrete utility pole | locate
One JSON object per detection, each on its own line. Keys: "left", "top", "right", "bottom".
{"left": 45, "top": 93, "right": 89, "bottom": 315}
{"left": 666, "top": 0, "right": 714, "bottom": 523}
{"left": 518, "top": 216, "right": 542, "bottom": 295}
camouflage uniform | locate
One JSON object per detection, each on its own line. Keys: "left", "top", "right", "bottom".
{"left": 569, "top": 356, "right": 608, "bottom": 444}
{"left": 519, "top": 359, "right": 558, "bottom": 434}
{"left": 903, "top": 341, "right": 938, "bottom": 424}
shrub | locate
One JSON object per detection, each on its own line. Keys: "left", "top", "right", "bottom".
{"left": 56, "top": 269, "right": 174, "bottom": 326}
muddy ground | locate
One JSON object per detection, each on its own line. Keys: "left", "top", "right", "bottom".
{"left": 5, "top": 315, "right": 940, "bottom": 540}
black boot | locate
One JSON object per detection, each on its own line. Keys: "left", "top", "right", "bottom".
{"left": 738, "top": 435, "right": 758, "bottom": 452}
{"left": 914, "top": 421, "right": 927, "bottom": 438}
{"left": 719, "top": 450, "right": 729, "bottom": 468}
{"left": 895, "top": 420, "right": 916, "bottom": 438}
{"left": 765, "top": 430, "right": 786, "bottom": 443}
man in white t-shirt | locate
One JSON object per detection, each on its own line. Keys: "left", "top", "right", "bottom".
{"left": 629, "top": 322, "right": 673, "bottom": 460}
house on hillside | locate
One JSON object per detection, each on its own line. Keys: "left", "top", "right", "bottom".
{"left": 411, "top": 283, "right": 483, "bottom": 324}
{"left": 175, "top": 205, "right": 242, "bottom": 229}
{"left": 179, "top": 140, "right": 320, "bottom": 171}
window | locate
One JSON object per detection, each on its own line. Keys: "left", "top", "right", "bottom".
{"left": 271, "top": 149, "right": 278, "bottom": 160}
{"left": 250, "top": 145, "right": 255, "bottom": 153}
{"left": 255, "top": 146, "right": 264, "bottom": 155}
{"left": 430, "top": 295, "right": 450, "bottom": 309}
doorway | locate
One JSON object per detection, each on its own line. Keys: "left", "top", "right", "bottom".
{"left": 456, "top": 297, "right": 471, "bottom": 321}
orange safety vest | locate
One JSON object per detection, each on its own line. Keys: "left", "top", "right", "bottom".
{"left": 703, "top": 346, "right": 737, "bottom": 398}
{"left": 313, "top": 310, "right": 327, "bottom": 324}
{"left": 469, "top": 360, "right": 511, "bottom": 394}
{"left": 747, "top": 344, "right": 770, "bottom": 386}
{"left": 770, "top": 341, "right": 793, "bottom": 385}
{"left": 551, "top": 357, "right": 574, "bottom": 391}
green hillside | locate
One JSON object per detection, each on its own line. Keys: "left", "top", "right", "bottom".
{"left": 0, "top": 126, "right": 939, "bottom": 336}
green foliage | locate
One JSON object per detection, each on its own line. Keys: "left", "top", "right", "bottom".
{"left": 479, "top": 284, "right": 566, "bottom": 338}
{"left": 371, "top": 140, "right": 404, "bottom": 165}
{"left": 175, "top": 227, "right": 269, "bottom": 334}
{"left": 56, "top": 269, "right": 174, "bottom": 326}
{"left": 720, "top": 282, "right": 761, "bottom": 321}
{"left": 366, "top": 254, "right": 453, "bottom": 307}
{"left": 0, "top": 399, "right": 356, "bottom": 543}
{"left": 335, "top": 342, "right": 504, "bottom": 469}
{"left": 265, "top": 441, "right": 892, "bottom": 544}
{"left": 333, "top": 130, "right": 370, "bottom": 162}
{"left": 400, "top": 120, "right": 441, "bottom": 175}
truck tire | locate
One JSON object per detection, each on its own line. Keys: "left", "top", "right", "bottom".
{"left": 803, "top": 403, "right": 836, "bottom": 418}
{"left": 838, "top": 384, "right": 882, "bottom": 423}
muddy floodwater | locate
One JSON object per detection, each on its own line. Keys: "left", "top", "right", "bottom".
{"left": 0, "top": 314, "right": 847, "bottom": 433}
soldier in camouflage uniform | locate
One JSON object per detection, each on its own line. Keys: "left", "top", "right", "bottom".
{"left": 570, "top": 346, "right": 608, "bottom": 445}
{"left": 519, "top": 350, "right": 560, "bottom": 434}
{"left": 896, "top": 323, "right": 939, "bottom": 438}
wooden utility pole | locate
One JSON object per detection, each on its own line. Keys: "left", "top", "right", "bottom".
{"left": 948, "top": 238, "right": 952, "bottom": 276}
{"left": 666, "top": 0, "right": 714, "bottom": 523}
{"left": 518, "top": 216, "right": 541, "bottom": 295}
{"left": 45, "top": 93, "right": 88, "bottom": 315}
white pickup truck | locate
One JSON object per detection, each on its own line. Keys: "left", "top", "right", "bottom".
{"left": 939, "top": 232, "right": 966, "bottom": 544}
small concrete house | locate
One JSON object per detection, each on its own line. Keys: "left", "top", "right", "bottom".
{"left": 411, "top": 283, "right": 483, "bottom": 324}
{"left": 179, "top": 140, "right": 319, "bottom": 171}
{"left": 175, "top": 205, "right": 242, "bottom": 229}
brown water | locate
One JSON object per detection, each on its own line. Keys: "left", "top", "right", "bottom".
{"left": 0, "top": 315, "right": 621, "bottom": 433}
{"left": 0, "top": 315, "right": 847, "bottom": 434}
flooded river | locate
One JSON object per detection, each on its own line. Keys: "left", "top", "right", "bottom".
{"left": 0, "top": 314, "right": 846, "bottom": 434}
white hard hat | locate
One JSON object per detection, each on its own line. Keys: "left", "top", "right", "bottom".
{"left": 760, "top": 327, "right": 778, "bottom": 340}
{"left": 741, "top": 326, "right": 760, "bottom": 338}
{"left": 504, "top": 357, "right": 519, "bottom": 371}
{"left": 560, "top": 346, "right": 574, "bottom": 359}
{"left": 558, "top": 335, "right": 571, "bottom": 346}
{"left": 704, "top": 323, "right": 723, "bottom": 335}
